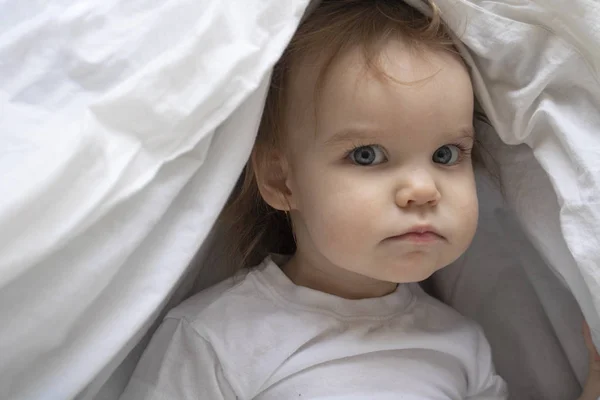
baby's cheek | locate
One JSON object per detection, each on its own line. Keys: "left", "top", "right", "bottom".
{"left": 317, "top": 197, "right": 374, "bottom": 251}
{"left": 455, "top": 187, "right": 479, "bottom": 248}
{"left": 300, "top": 172, "right": 382, "bottom": 253}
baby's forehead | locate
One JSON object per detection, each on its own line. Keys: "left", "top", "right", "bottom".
{"left": 286, "top": 41, "right": 463, "bottom": 110}
{"left": 284, "top": 42, "right": 473, "bottom": 142}
{"left": 284, "top": 45, "right": 384, "bottom": 132}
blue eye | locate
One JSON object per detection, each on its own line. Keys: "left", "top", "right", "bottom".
{"left": 432, "top": 145, "right": 461, "bottom": 165}
{"left": 349, "top": 145, "right": 387, "bottom": 166}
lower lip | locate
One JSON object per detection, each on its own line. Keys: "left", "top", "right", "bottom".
{"left": 387, "top": 232, "right": 443, "bottom": 244}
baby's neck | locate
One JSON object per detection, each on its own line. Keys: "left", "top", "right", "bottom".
{"left": 282, "top": 254, "right": 397, "bottom": 300}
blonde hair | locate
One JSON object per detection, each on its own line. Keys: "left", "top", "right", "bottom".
{"left": 219, "top": 0, "right": 481, "bottom": 272}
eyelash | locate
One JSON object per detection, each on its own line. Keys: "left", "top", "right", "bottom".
{"left": 343, "top": 142, "right": 474, "bottom": 164}
{"left": 447, "top": 142, "right": 473, "bottom": 163}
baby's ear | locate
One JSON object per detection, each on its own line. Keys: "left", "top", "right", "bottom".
{"left": 252, "top": 148, "right": 294, "bottom": 211}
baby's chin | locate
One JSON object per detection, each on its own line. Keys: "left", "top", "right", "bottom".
{"left": 374, "top": 257, "right": 450, "bottom": 284}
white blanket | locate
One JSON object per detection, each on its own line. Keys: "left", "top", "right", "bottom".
{"left": 0, "top": 1, "right": 308, "bottom": 398}
{"left": 0, "top": 0, "right": 598, "bottom": 399}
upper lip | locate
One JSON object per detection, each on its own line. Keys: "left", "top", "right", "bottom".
{"left": 392, "top": 225, "right": 444, "bottom": 238}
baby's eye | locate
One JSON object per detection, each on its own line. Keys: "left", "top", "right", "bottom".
{"left": 432, "top": 145, "right": 461, "bottom": 165}
{"left": 349, "top": 145, "right": 387, "bottom": 166}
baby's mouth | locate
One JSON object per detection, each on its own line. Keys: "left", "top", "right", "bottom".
{"left": 385, "top": 225, "right": 446, "bottom": 244}
{"left": 386, "top": 231, "right": 444, "bottom": 244}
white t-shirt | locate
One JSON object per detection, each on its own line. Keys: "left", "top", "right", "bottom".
{"left": 121, "top": 256, "right": 508, "bottom": 399}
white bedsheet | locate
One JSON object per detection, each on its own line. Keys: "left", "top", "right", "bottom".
{"left": 0, "top": 0, "right": 599, "bottom": 399}
{"left": 0, "top": 1, "right": 308, "bottom": 398}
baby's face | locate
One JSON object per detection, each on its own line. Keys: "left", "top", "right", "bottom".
{"left": 283, "top": 41, "right": 478, "bottom": 285}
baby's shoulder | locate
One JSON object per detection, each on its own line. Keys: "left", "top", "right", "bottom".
{"left": 163, "top": 266, "right": 318, "bottom": 396}
{"left": 166, "top": 268, "right": 275, "bottom": 332}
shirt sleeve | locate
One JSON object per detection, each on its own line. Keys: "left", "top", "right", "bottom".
{"left": 466, "top": 325, "right": 509, "bottom": 399}
{"left": 120, "top": 316, "right": 237, "bottom": 400}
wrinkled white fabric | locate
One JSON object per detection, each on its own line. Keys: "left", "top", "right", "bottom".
{"left": 0, "top": 1, "right": 309, "bottom": 399}
{"left": 1, "top": 0, "right": 600, "bottom": 399}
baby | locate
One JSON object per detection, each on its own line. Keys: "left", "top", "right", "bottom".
{"left": 121, "top": 1, "right": 600, "bottom": 399}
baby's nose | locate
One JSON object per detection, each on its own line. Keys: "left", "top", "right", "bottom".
{"left": 395, "top": 172, "right": 441, "bottom": 208}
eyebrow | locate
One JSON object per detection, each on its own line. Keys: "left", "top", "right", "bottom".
{"left": 324, "top": 128, "right": 384, "bottom": 145}
{"left": 324, "top": 126, "right": 475, "bottom": 145}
